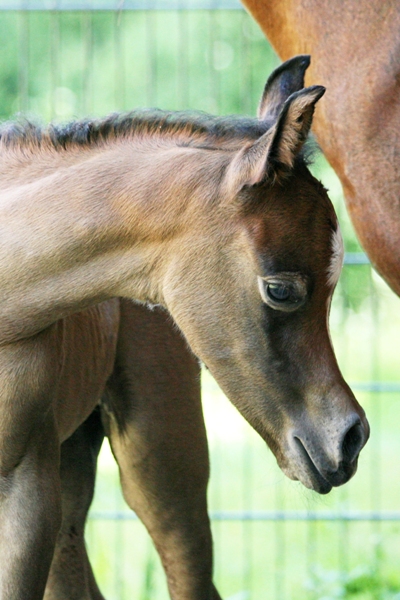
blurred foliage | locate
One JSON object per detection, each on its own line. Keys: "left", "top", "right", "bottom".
{"left": 307, "top": 562, "right": 400, "bottom": 599}
{"left": 0, "top": 10, "right": 278, "bottom": 118}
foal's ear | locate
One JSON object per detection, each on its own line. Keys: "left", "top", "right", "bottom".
{"left": 258, "top": 55, "right": 311, "bottom": 122}
{"left": 267, "top": 85, "right": 325, "bottom": 171}
{"left": 226, "top": 86, "right": 325, "bottom": 194}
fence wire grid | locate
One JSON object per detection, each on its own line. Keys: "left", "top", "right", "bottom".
{"left": 2, "top": 2, "right": 400, "bottom": 599}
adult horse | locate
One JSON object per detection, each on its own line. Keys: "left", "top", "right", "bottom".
{"left": 242, "top": 0, "right": 400, "bottom": 295}
{"left": 0, "top": 58, "right": 368, "bottom": 599}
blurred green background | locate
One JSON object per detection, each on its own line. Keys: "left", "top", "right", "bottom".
{"left": 1, "top": 5, "right": 400, "bottom": 599}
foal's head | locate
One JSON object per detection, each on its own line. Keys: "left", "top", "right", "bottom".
{"left": 162, "top": 56, "right": 369, "bottom": 494}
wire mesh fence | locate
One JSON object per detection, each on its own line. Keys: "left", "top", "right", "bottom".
{"left": 2, "top": 2, "right": 400, "bottom": 598}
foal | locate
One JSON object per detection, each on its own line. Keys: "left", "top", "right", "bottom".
{"left": 0, "top": 56, "right": 368, "bottom": 599}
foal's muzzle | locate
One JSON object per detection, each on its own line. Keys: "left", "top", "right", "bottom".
{"left": 288, "top": 413, "right": 370, "bottom": 494}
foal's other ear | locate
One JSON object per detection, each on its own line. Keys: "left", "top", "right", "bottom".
{"left": 226, "top": 86, "right": 325, "bottom": 195}
{"left": 258, "top": 55, "right": 311, "bottom": 122}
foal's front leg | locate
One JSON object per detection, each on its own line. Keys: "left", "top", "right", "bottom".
{"left": 0, "top": 328, "right": 62, "bottom": 600}
{"left": 102, "top": 300, "right": 222, "bottom": 600}
{"left": 44, "top": 407, "right": 105, "bottom": 600}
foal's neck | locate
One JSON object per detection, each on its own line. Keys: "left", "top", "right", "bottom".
{"left": 0, "top": 140, "right": 223, "bottom": 343}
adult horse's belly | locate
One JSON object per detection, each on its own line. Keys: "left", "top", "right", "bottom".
{"left": 54, "top": 298, "right": 120, "bottom": 442}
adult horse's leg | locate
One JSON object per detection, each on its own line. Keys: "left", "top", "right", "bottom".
{"left": 102, "top": 300, "right": 221, "bottom": 600}
{"left": 44, "top": 407, "right": 105, "bottom": 600}
{"left": 0, "top": 328, "right": 62, "bottom": 599}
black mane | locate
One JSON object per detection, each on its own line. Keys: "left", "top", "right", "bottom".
{"left": 0, "top": 109, "right": 269, "bottom": 151}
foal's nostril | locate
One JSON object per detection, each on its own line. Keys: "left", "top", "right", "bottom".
{"left": 341, "top": 420, "right": 364, "bottom": 464}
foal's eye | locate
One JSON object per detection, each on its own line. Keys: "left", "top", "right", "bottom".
{"left": 266, "top": 283, "right": 291, "bottom": 302}
{"left": 257, "top": 275, "right": 307, "bottom": 312}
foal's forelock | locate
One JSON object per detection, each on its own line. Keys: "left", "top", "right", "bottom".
{"left": 327, "top": 225, "right": 344, "bottom": 287}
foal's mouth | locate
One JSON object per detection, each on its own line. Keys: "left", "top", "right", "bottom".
{"left": 290, "top": 436, "right": 362, "bottom": 495}
{"left": 292, "top": 437, "right": 333, "bottom": 494}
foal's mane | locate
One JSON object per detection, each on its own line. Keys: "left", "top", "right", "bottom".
{"left": 0, "top": 110, "right": 269, "bottom": 153}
